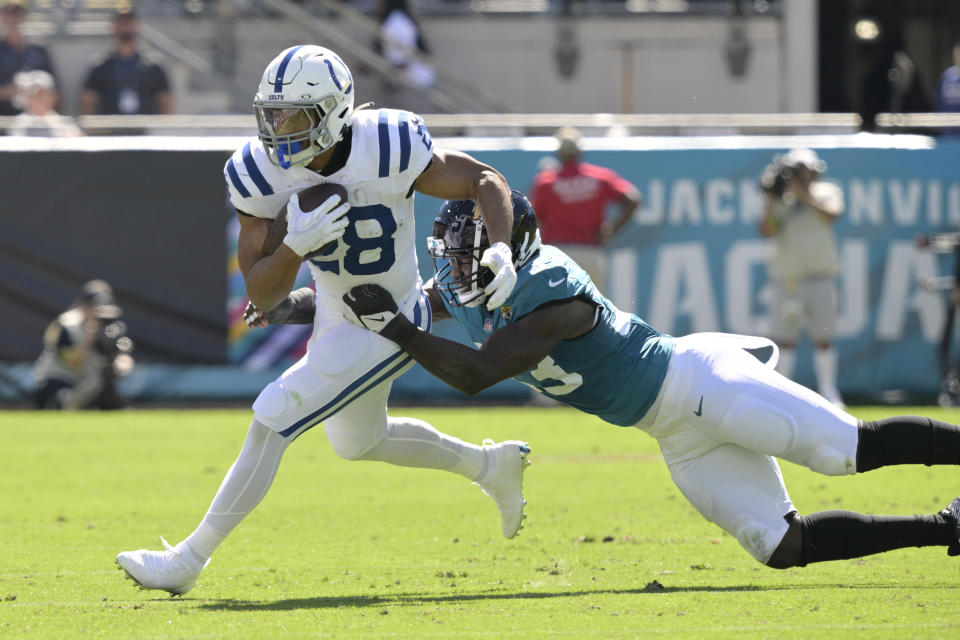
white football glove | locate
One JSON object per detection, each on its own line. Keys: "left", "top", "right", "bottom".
{"left": 480, "top": 241, "right": 517, "bottom": 311}
{"left": 282, "top": 192, "right": 350, "bottom": 257}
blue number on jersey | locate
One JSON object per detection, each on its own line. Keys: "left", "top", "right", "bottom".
{"left": 309, "top": 204, "right": 397, "bottom": 276}
{"left": 414, "top": 117, "right": 432, "bottom": 152}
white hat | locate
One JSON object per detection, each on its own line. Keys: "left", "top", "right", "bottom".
{"left": 782, "top": 148, "right": 826, "bottom": 174}
{"left": 14, "top": 69, "right": 55, "bottom": 93}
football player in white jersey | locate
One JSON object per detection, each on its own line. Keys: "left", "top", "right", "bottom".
{"left": 116, "top": 45, "right": 529, "bottom": 596}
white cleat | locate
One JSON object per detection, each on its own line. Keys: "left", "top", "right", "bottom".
{"left": 116, "top": 537, "right": 208, "bottom": 596}
{"left": 475, "top": 439, "right": 531, "bottom": 539}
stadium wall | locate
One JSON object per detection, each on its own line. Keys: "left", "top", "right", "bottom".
{"left": 0, "top": 135, "right": 958, "bottom": 405}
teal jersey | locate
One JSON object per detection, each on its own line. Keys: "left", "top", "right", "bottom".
{"left": 442, "top": 245, "right": 674, "bottom": 427}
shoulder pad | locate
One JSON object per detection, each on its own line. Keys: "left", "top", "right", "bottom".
{"left": 358, "top": 108, "right": 434, "bottom": 180}
{"left": 224, "top": 139, "right": 283, "bottom": 200}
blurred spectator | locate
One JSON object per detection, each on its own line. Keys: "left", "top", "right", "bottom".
{"left": 8, "top": 69, "right": 80, "bottom": 137}
{"left": 0, "top": 0, "right": 57, "bottom": 116}
{"left": 376, "top": 0, "right": 435, "bottom": 89}
{"left": 861, "top": 48, "right": 929, "bottom": 131}
{"left": 758, "top": 148, "right": 844, "bottom": 408}
{"left": 33, "top": 280, "right": 135, "bottom": 410}
{"left": 78, "top": 5, "right": 172, "bottom": 116}
{"left": 370, "top": 0, "right": 434, "bottom": 112}
{"left": 935, "top": 41, "right": 960, "bottom": 136}
{"left": 529, "top": 127, "right": 640, "bottom": 292}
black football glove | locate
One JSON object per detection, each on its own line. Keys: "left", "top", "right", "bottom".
{"left": 342, "top": 284, "right": 419, "bottom": 346}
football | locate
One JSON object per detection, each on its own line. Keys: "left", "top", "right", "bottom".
{"left": 262, "top": 182, "right": 349, "bottom": 259}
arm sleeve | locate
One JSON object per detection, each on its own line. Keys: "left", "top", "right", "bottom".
{"left": 399, "top": 111, "right": 434, "bottom": 191}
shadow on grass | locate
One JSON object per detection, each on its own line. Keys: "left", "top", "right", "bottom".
{"left": 196, "top": 580, "right": 960, "bottom": 611}
{"left": 198, "top": 584, "right": 780, "bottom": 611}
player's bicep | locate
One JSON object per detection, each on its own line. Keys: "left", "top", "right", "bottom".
{"left": 413, "top": 148, "right": 505, "bottom": 201}
{"left": 236, "top": 210, "right": 271, "bottom": 279}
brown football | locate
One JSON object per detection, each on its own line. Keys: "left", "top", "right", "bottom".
{"left": 262, "top": 182, "right": 349, "bottom": 259}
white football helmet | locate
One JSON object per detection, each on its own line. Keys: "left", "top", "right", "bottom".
{"left": 253, "top": 45, "right": 355, "bottom": 169}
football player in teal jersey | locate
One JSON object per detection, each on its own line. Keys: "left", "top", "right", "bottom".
{"left": 261, "top": 190, "right": 960, "bottom": 571}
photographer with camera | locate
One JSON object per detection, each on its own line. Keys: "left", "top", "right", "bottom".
{"left": 33, "top": 280, "right": 135, "bottom": 410}
{"left": 759, "top": 148, "right": 845, "bottom": 407}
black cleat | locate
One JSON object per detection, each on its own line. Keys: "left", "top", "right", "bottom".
{"left": 940, "top": 496, "right": 960, "bottom": 556}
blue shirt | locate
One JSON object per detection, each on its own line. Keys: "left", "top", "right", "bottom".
{"left": 936, "top": 66, "right": 960, "bottom": 113}
{"left": 442, "top": 245, "right": 673, "bottom": 427}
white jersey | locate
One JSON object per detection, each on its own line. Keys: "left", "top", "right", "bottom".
{"left": 223, "top": 108, "right": 435, "bottom": 316}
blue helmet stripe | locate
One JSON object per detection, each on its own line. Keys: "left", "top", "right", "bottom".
{"left": 329, "top": 52, "right": 353, "bottom": 94}
{"left": 323, "top": 59, "right": 343, "bottom": 91}
{"left": 273, "top": 45, "right": 304, "bottom": 93}
{"left": 242, "top": 142, "right": 274, "bottom": 196}
{"left": 225, "top": 159, "right": 250, "bottom": 198}
{"left": 397, "top": 112, "right": 411, "bottom": 173}
{"left": 377, "top": 110, "right": 390, "bottom": 178}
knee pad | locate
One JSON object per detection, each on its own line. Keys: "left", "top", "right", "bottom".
{"left": 717, "top": 394, "right": 798, "bottom": 457}
{"left": 252, "top": 381, "right": 293, "bottom": 430}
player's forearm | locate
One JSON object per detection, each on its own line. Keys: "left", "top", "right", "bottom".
{"left": 474, "top": 171, "right": 513, "bottom": 246}
{"left": 245, "top": 247, "right": 304, "bottom": 311}
{"left": 376, "top": 313, "right": 505, "bottom": 394}
{"left": 403, "top": 331, "right": 505, "bottom": 395}
{"left": 264, "top": 287, "right": 316, "bottom": 324}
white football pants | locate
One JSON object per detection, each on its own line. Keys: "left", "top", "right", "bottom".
{"left": 637, "top": 333, "right": 858, "bottom": 563}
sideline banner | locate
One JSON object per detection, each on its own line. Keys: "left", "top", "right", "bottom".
{"left": 2, "top": 137, "right": 956, "bottom": 402}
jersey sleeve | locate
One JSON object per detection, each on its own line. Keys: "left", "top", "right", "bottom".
{"left": 508, "top": 263, "right": 586, "bottom": 321}
{"left": 370, "top": 109, "right": 434, "bottom": 191}
{"left": 223, "top": 139, "right": 289, "bottom": 219}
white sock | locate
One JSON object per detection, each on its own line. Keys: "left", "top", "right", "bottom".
{"left": 181, "top": 420, "right": 289, "bottom": 562}
{"left": 179, "top": 522, "right": 224, "bottom": 565}
{"left": 357, "top": 417, "right": 487, "bottom": 481}
{"left": 814, "top": 346, "right": 839, "bottom": 393}
{"left": 776, "top": 347, "right": 796, "bottom": 379}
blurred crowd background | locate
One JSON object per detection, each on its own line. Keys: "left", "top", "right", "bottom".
{"left": 1, "top": 0, "right": 960, "bottom": 408}
{"left": 0, "top": 0, "right": 957, "bottom": 128}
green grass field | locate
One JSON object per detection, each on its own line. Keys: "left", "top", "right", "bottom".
{"left": 2, "top": 406, "right": 960, "bottom": 638}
